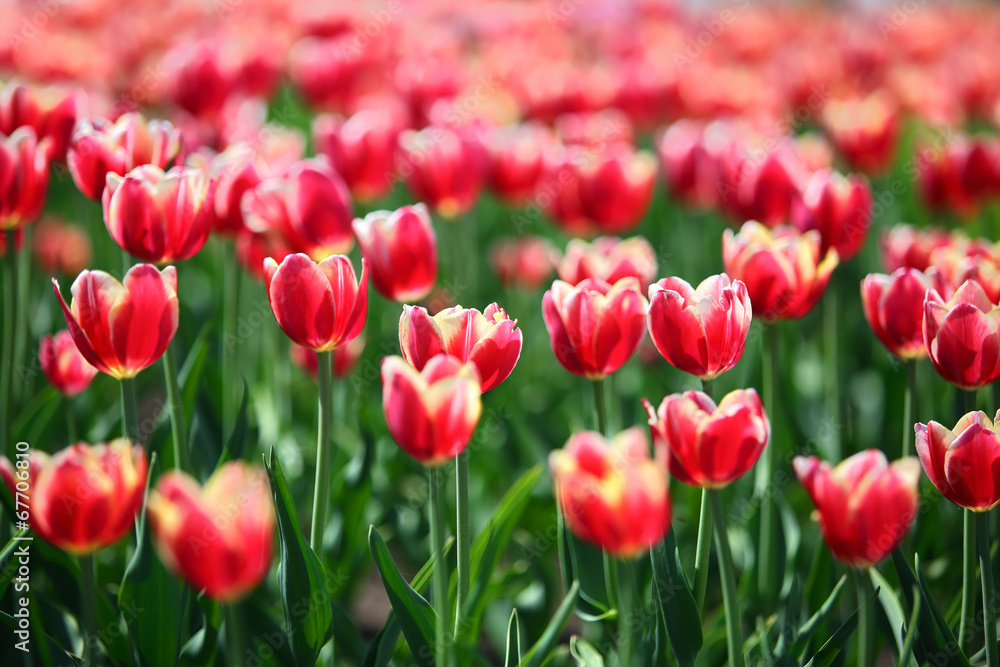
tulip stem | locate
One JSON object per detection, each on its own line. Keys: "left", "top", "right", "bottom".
{"left": 616, "top": 557, "right": 636, "bottom": 667}
{"left": 853, "top": 568, "right": 874, "bottom": 667}
{"left": 455, "top": 449, "right": 470, "bottom": 636}
{"left": 692, "top": 381, "right": 714, "bottom": 610}
{"left": 310, "top": 351, "right": 333, "bottom": 552}
{"left": 901, "top": 360, "right": 916, "bottom": 457}
{"left": 429, "top": 466, "right": 451, "bottom": 667}
{"left": 120, "top": 378, "right": 139, "bottom": 443}
{"left": 709, "top": 488, "right": 744, "bottom": 667}
{"left": 757, "top": 324, "right": 780, "bottom": 610}
{"left": 162, "top": 342, "right": 189, "bottom": 472}
{"left": 592, "top": 379, "right": 608, "bottom": 436}
{"left": 0, "top": 230, "right": 16, "bottom": 455}
{"left": 960, "top": 508, "right": 977, "bottom": 651}
{"left": 977, "top": 510, "right": 998, "bottom": 667}
{"left": 224, "top": 603, "right": 243, "bottom": 667}
{"left": 65, "top": 399, "right": 77, "bottom": 444}
{"left": 823, "top": 282, "right": 841, "bottom": 460}
{"left": 78, "top": 553, "right": 98, "bottom": 667}
{"left": 12, "top": 228, "right": 29, "bottom": 405}
{"left": 222, "top": 241, "right": 238, "bottom": 439}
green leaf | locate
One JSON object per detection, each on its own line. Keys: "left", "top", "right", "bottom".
{"left": 0, "top": 608, "right": 79, "bottom": 665}
{"left": 788, "top": 575, "right": 848, "bottom": 658}
{"left": 330, "top": 599, "right": 367, "bottom": 666}
{"left": 899, "top": 586, "right": 921, "bottom": 667}
{"left": 519, "top": 580, "right": 580, "bottom": 667}
{"left": 915, "top": 554, "right": 970, "bottom": 667}
{"left": 264, "top": 447, "right": 335, "bottom": 666}
{"left": 505, "top": 609, "right": 521, "bottom": 667}
{"left": 96, "top": 580, "right": 135, "bottom": 667}
{"left": 870, "top": 568, "right": 913, "bottom": 666}
{"left": 651, "top": 530, "right": 703, "bottom": 667}
{"left": 216, "top": 378, "right": 250, "bottom": 469}
{"left": 118, "top": 454, "right": 185, "bottom": 667}
{"left": 179, "top": 320, "right": 213, "bottom": 425}
{"left": 178, "top": 596, "right": 221, "bottom": 667}
{"left": 368, "top": 526, "right": 436, "bottom": 667}
{"left": 570, "top": 636, "right": 605, "bottom": 667}
{"left": 0, "top": 527, "right": 30, "bottom": 598}
{"left": 774, "top": 577, "right": 801, "bottom": 658}
{"left": 802, "top": 586, "right": 877, "bottom": 667}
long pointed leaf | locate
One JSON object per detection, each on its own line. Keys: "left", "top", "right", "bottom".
{"left": 788, "top": 575, "right": 848, "bottom": 657}
{"left": 505, "top": 609, "right": 522, "bottom": 667}
{"left": 519, "top": 580, "right": 581, "bottom": 667}
{"left": 570, "top": 636, "right": 605, "bottom": 667}
{"left": 651, "top": 529, "right": 703, "bottom": 667}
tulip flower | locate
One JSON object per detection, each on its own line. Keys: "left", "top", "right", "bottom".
{"left": 555, "top": 109, "right": 634, "bottom": 149}
{"left": 794, "top": 450, "right": 920, "bottom": 567}
{"left": 161, "top": 40, "right": 238, "bottom": 120}
{"left": 103, "top": 165, "right": 216, "bottom": 264}
{"left": 549, "top": 428, "right": 670, "bottom": 558}
{"left": 558, "top": 236, "right": 658, "bottom": 291}
{"left": 235, "top": 230, "right": 293, "bottom": 282}
{"left": 917, "top": 140, "right": 984, "bottom": 219}
{"left": 486, "top": 122, "right": 551, "bottom": 205}
{"left": 397, "top": 126, "right": 485, "bottom": 220}
{"left": 381, "top": 355, "right": 482, "bottom": 465}
{"left": 723, "top": 221, "right": 838, "bottom": 321}
{"left": 657, "top": 120, "right": 720, "bottom": 210}
{"left": 792, "top": 169, "right": 873, "bottom": 261}
{"left": 880, "top": 224, "right": 953, "bottom": 273}
{"left": 647, "top": 274, "right": 752, "bottom": 380}
{"left": 313, "top": 109, "right": 404, "bottom": 203}
{"left": 489, "top": 237, "right": 560, "bottom": 291}
{"left": 542, "top": 277, "right": 648, "bottom": 380}
{"left": 929, "top": 237, "right": 1000, "bottom": 304}
{"left": 291, "top": 335, "right": 366, "bottom": 380}
{"left": 0, "top": 439, "right": 147, "bottom": 554}
{"left": 861, "top": 268, "right": 949, "bottom": 360}
{"left": 923, "top": 280, "right": 1000, "bottom": 390}
{"left": 39, "top": 330, "right": 98, "bottom": 396}
{"left": 53, "top": 264, "right": 179, "bottom": 380}
{"left": 916, "top": 411, "right": 1000, "bottom": 511}
{"left": 263, "top": 253, "right": 368, "bottom": 352}
{"left": 399, "top": 303, "right": 522, "bottom": 392}
{"left": 0, "top": 81, "right": 78, "bottom": 161}
{"left": 147, "top": 462, "right": 275, "bottom": 601}
{"left": 352, "top": 204, "right": 438, "bottom": 302}
{"left": 821, "top": 93, "right": 899, "bottom": 176}
{"left": 32, "top": 216, "right": 91, "bottom": 276}
{"left": 723, "top": 151, "right": 803, "bottom": 228}
{"left": 644, "top": 389, "right": 768, "bottom": 487}
{"left": 0, "top": 127, "right": 51, "bottom": 230}
{"left": 243, "top": 158, "right": 354, "bottom": 260}
{"left": 67, "top": 113, "right": 181, "bottom": 200}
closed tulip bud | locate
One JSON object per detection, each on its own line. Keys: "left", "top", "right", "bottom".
{"left": 39, "top": 330, "right": 98, "bottom": 396}
{"left": 486, "top": 122, "right": 551, "bottom": 205}
{"left": 728, "top": 152, "right": 802, "bottom": 228}
{"left": 647, "top": 274, "right": 752, "bottom": 380}
{"left": 0, "top": 127, "right": 51, "bottom": 230}
{"left": 962, "top": 140, "right": 1000, "bottom": 200}
{"left": 923, "top": 280, "right": 1000, "bottom": 390}
{"left": 243, "top": 158, "right": 354, "bottom": 261}
{"left": 880, "top": 224, "right": 954, "bottom": 273}
{"left": 0, "top": 81, "right": 78, "bottom": 161}
{"left": 821, "top": 93, "right": 899, "bottom": 176}
{"left": 313, "top": 109, "right": 404, "bottom": 203}
{"left": 103, "top": 165, "right": 216, "bottom": 264}
{"left": 794, "top": 450, "right": 921, "bottom": 568}
{"left": 398, "top": 126, "right": 485, "bottom": 220}
{"left": 147, "top": 462, "right": 274, "bottom": 601}
{"left": 68, "top": 113, "right": 181, "bottom": 200}
{"left": 291, "top": 335, "right": 366, "bottom": 380}
{"left": 264, "top": 253, "right": 367, "bottom": 352}
{"left": 916, "top": 411, "right": 1000, "bottom": 511}
{"left": 559, "top": 236, "right": 658, "bottom": 292}
{"left": 723, "top": 221, "right": 838, "bottom": 321}
{"left": 549, "top": 428, "right": 670, "bottom": 558}
{"left": 0, "top": 439, "right": 147, "bottom": 554}
{"left": 861, "top": 268, "right": 949, "bottom": 360}
{"left": 381, "top": 355, "right": 482, "bottom": 465}
{"left": 792, "top": 169, "right": 873, "bottom": 261}
{"left": 489, "top": 236, "right": 560, "bottom": 291}
{"left": 644, "top": 389, "right": 768, "bottom": 487}
{"left": 577, "top": 144, "right": 657, "bottom": 234}
{"left": 353, "top": 204, "right": 438, "bottom": 302}
{"left": 542, "top": 277, "right": 648, "bottom": 380}
{"left": 53, "top": 265, "right": 179, "bottom": 380}
{"left": 399, "top": 303, "right": 522, "bottom": 392}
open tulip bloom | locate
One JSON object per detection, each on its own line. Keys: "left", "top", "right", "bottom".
{"left": 353, "top": 204, "right": 438, "bottom": 302}
{"left": 916, "top": 410, "right": 1000, "bottom": 512}
{"left": 923, "top": 279, "right": 1000, "bottom": 390}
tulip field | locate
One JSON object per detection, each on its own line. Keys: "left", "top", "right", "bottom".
{"left": 5, "top": 1, "right": 1000, "bottom": 666}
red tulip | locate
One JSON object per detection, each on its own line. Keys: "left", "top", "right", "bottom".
{"left": 792, "top": 169, "right": 873, "bottom": 261}
{"left": 381, "top": 354, "right": 482, "bottom": 465}
{"left": 549, "top": 428, "right": 670, "bottom": 558}
{"left": 558, "top": 236, "right": 658, "bottom": 291}
{"left": 794, "top": 450, "right": 920, "bottom": 567}
{"left": 576, "top": 144, "right": 657, "bottom": 234}
{"left": 486, "top": 122, "right": 551, "bottom": 205}
{"left": 542, "top": 277, "right": 648, "bottom": 380}
{"left": 916, "top": 411, "right": 1000, "bottom": 511}
{"left": 313, "top": 109, "right": 404, "bottom": 203}
{"left": 657, "top": 120, "right": 720, "bottom": 210}
{"left": 917, "top": 140, "right": 980, "bottom": 218}
{"left": 821, "top": 93, "right": 899, "bottom": 176}
{"left": 923, "top": 280, "right": 1000, "bottom": 390}
{"left": 0, "top": 439, "right": 147, "bottom": 554}
{"left": 397, "top": 126, "right": 485, "bottom": 220}
{"left": 0, "top": 127, "right": 51, "bottom": 230}
{"left": 861, "top": 268, "right": 950, "bottom": 360}
{"left": 67, "top": 113, "right": 181, "bottom": 200}
{"left": 0, "top": 81, "right": 78, "bottom": 161}
{"left": 235, "top": 230, "right": 294, "bottom": 282}
{"left": 53, "top": 264, "right": 179, "bottom": 380}
{"left": 647, "top": 274, "right": 752, "bottom": 380}
{"left": 929, "top": 237, "right": 1000, "bottom": 304}
{"left": 352, "top": 204, "right": 438, "bottom": 302}
{"left": 399, "top": 302, "right": 522, "bottom": 392}
{"left": 147, "top": 462, "right": 274, "bottom": 601}
{"left": 489, "top": 236, "right": 560, "bottom": 291}
{"left": 291, "top": 335, "right": 366, "bottom": 380}
{"left": 263, "top": 253, "right": 368, "bottom": 352}
{"left": 554, "top": 109, "right": 634, "bottom": 150}
{"left": 39, "top": 330, "right": 98, "bottom": 396}
{"left": 644, "top": 388, "right": 769, "bottom": 487}
{"left": 32, "top": 216, "right": 91, "bottom": 276}
{"left": 243, "top": 158, "right": 354, "bottom": 260}
{"left": 103, "top": 165, "right": 216, "bottom": 264}
{"left": 722, "top": 150, "right": 803, "bottom": 228}
{"left": 880, "top": 224, "right": 954, "bottom": 273}
{"left": 723, "top": 221, "right": 838, "bottom": 321}
{"left": 161, "top": 40, "right": 238, "bottom": 120}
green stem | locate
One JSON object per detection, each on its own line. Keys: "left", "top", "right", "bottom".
{"left": 823, "top": 281, "right": 841, "bottom": 460}
{"left": 79, "top": 553, "right": 98, "bottom": 667}
{"left": 757, "top": 325, "right": 780, "bottom": 609}
{"left": 709, "top": 489, "right": 744, "bottom": 667}
{"left": 960, "top": 508, "right": 977, "bottom": 651}
{"left": 65, "top": 398, "right": 77, "bottom": 444}
{"left": 854, "top": 568, "right": 874, "bottom": 667}
{"left": 12, "top": 228, "right": 29, "bottom": 405}
{"left": 224, "top": 603, "right": 242, "bottom": 666}
{"left": 429, "top": 466, "right": 451, "bottom": 667}
{"left": 120, "top": 377, "right": 139, "bottom": 443}
{"left": 1, "top": 231, "right": 16, "bottom": 456}
{"left": 592, "top": 379, "right": 608, "bottom": 437}
{"left": 978, "top": 510, "right": 998, "bottom": 667}
{"left": 617, "top": 557, "right": 636, "bottom": 667}
{"left": 455, "top": 449, "right": 470, "bottom": 636}
{"left": 692, "top": 373, "right": 716, "bottom": 611}
{"left": 310, "top": 351, "right": 333, "bottom": 552}
{"left": 901, "top": 360, "right": 915, "bottom": 457}
{"left": 162, "top": 342, "right": 189, "bottom": 472}
{"left": 605, "top": 550, "right": 620, "bottom": 612}
{"left": 222, "top": 242, "right": 238, "bottom": 439}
